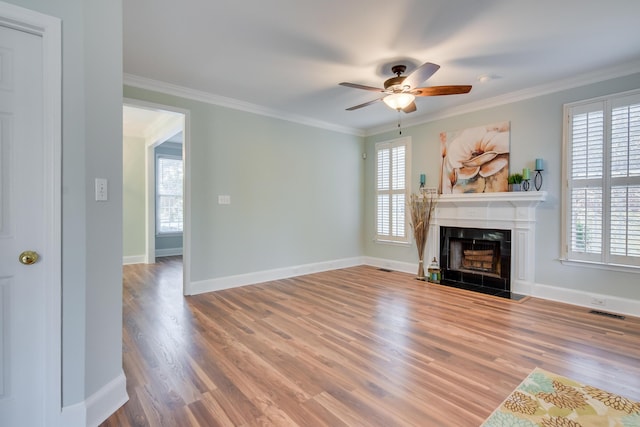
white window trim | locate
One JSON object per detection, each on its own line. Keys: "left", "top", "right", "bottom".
{"left": 156, "top": 153, "right": 183, "bottom": 236}
{"left": 374, "top": 136, "right": 412, "bottom": 244}
{"left": 561, "top": 88, "right": 640, "bottom": 271}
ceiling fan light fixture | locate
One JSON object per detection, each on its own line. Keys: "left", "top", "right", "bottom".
{"left": 383, "top": 92, "right": 415, "bottom": 110}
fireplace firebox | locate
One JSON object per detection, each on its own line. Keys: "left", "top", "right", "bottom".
{"left": 439, "top": 226, "right": 521, "bottom": 299}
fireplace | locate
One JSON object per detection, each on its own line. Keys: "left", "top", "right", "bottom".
{"left": 440, "top": 227, "right": 513, "bottom": 297}
{"left": 425, "top": 191, "right": 547, "bottom": 299}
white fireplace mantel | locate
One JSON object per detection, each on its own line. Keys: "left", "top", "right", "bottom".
{"left": 435, "top": 191, "right": 546, "bottom": 225}
{"left": 429, "top": 191, "right": 547, "bottom": 294}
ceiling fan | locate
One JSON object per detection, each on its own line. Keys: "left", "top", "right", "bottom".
{"left": 339, "top": 61, "right": 472, "bottom": 113}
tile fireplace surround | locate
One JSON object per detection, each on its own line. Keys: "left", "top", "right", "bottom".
{"left": 428, "top": 191, "right": 547, "bottom": 296}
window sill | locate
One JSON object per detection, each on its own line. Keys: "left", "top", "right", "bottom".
{"left": 559, "top": 258, "right": 640, "bottom": 274}
{"left": 156, "top": 232, "right": 183, "bottom": 237}
{"left": 374, "top": 238, "right": 411, "bottom": 247}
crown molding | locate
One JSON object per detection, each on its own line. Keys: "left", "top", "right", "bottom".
{"left": 123, "top": 74, "right": 364, "bottom": 137}
{"left": 365, "top": 59, "right": 640, "bottom": 136}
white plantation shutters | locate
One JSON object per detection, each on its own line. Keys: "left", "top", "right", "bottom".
{"left": 565, "top": 90, "right": 640, "bottom": 267}
{"left": 376, "top": 138, "right": 410, "bottom": 242}
{"left": 569, "top": 105, "right": 604, "bottom": 259}
{"left": 156, "top": 155, "right": 183, "bottom": 234}
{"left": 610, "top": 97, "right": 640, "bottom": 260}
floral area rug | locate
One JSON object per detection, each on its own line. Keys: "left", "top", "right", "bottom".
{"left": 481, "top": 368, "right": 640, "bottom": 427}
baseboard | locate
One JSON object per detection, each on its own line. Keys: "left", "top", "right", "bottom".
{"left": 86, "top": 371, "right": 128, "bottom": 427}
{"left": 186, "top": 257, "right": 364, "bottom": 295}
{"left": 156, "top": 247, "right": 183, "bottom": 257}
{"left": 123, "top": 249, "right": 182, "bottom": 265}
{"left": 123, "top": 254, "right": 146, "bottom": 265}
{"left": 532, "top": 283, "right": 640, "bottom": 318}
{"left": 362, "top": 256, "right": 417, "bottom": 275}
{"left": 57, "top": 372, "right": 128, "bottom": 427}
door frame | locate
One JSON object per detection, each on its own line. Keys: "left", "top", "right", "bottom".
{"left": 123, "top": 98, "right": 191, "bottom": 294}
{"left": 0, "top": 2, "right": 62, "bottom": 425}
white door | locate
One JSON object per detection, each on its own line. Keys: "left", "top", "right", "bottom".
{"left": 0, "top": 23, "right": 50, "bottom": 426}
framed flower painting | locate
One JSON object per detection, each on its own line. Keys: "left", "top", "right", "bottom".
{"left": 439, "top": 121, "right": 510, "bottom": 194}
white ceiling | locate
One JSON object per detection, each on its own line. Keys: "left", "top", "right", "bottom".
{"left": 122, "top": 105, "right": 184, "bottom": 145}
{"left": 123, "top": 0, "right": 640, "bottom": 134}
{"left": 122, "top": 105, "right": 174, "bottom": 137}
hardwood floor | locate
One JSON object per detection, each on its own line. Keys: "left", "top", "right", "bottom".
{"left": 102, "top": 257, "right": 640, "bottom": 426}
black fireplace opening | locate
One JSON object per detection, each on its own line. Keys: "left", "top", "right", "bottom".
{"left": 439, "top": 226, "right": 524, "bottom": 300}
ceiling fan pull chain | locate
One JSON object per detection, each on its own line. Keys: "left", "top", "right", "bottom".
{"left": 397, "top": 110, "right": 402, "bottom": 135}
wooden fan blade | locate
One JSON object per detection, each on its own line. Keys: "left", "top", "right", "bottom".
{"left": 345, "top": 97, "right": 384, "bottom": 111}
{"left": 402, "top": 101, "right": 417, "bottom": 113}
{"left": 402, "top": 62, "right": 440, "bottom": 89}
{"left": 339, "top": 82, "right": 385, "bottom": 92}
{"left": 412, "top": 85, "right": 472, "bottom": 96}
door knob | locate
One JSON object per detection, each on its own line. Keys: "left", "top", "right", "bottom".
{"left": 19, "top": 250, "right": 39, "bottom": 265}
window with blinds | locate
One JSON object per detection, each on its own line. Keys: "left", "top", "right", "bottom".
{"left": 375, "top": 137, "right": 411, "bottom": 243}
{"left": 564, "top": 90, "right": 640, "bottom": 267}
{"left": 156, "top": 155, "right": 183, "bottom": 234}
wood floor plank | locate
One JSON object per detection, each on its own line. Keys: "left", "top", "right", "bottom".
{"left": 102, "top": 257, "right": 640, "bottom": 426}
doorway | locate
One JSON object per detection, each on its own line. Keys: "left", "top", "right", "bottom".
{"left": 122, "top": 100, "right": 190, "bottom": 294}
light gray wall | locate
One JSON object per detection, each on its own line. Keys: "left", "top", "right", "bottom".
{"left": 123, "top": 135, "right": 146, "bottom": 257}
{"left": 83, "top": 0, "right": 123, "bottom": 402}
{"left": 156, "top": 234, "right": 183, "bottom": 252}
{"left": 123, "top": 86, "right": 365, "bottom": 283}
{"left": 364, "top": 72, "right": 640, "bottom": 302}
{"left": 155, "top": 142, "right": 183, "bottom": 253}
{"left": 6, "top": 0, "right": 124, "bottom": 407}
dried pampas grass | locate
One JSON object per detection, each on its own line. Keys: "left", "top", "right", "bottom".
{"left": 408, "top": 190, "right": 437, "bottom": 279}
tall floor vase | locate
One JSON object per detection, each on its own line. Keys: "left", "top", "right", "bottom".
{"left": 409, "top": 191, "right": 437, "bottom": 281}
{"left": 417, "top": 258, "right": 425, "bottom": 279}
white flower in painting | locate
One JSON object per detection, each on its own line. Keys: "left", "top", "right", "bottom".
{"left": 441, "top": 123, "right": 510, "bottom": 193}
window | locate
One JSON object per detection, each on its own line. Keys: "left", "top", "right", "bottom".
{"left": 156, "top": 155, "right": 183, "bottom": 234}
{"left": 564, "top": 90, "right": 640, "bottom": 268}
{"left": 375, "top": 137, "right": 411, "bottom": 243}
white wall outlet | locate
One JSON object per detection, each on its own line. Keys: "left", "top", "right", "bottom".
{"left": 217, "top": 195, "right": 231, "bottom": 205}
{"left": 95, "top": 178, "right": 108, "bottom": 201}
{"left": 590, "top": 296, "right": 606, "bottom": 307}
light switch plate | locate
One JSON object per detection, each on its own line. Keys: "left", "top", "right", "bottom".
{"left": 95, "top": 178, "right": 108, "bottom": 201}
{"left": 218, "top": 195, "right": 231, "bottom": 205}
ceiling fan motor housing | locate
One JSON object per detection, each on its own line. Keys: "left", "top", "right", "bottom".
{"left": 384, "top": 76, "right": 407, "bottom": 91}
{"left": 384, "top": 65, "right": 409, "bottom": 91}
{"left": 391, "top": 65, "right": 407, "bottom": 75}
